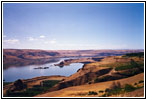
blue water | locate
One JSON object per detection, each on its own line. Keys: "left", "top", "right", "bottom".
{"left": 3, "top": 58, "right": 84, "bottom": 82}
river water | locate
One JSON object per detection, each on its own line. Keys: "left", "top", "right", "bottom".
{"left": 3, "top": 58, "right": 84, "bottom": 82}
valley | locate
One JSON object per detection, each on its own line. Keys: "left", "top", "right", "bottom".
{"left": 3, "top": 49, "right": 143, "bottom": 69}
{"left": 3, "top": 50, "right": 144, "bottom": 97}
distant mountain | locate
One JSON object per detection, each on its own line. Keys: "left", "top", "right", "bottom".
{"left": 3, "top": 49, "right": 60, "bottom": 69}
{"left": 3, "top": 49, "right": 144, "bottom": 68}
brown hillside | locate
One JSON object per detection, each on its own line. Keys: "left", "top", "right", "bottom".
{"left": 36, "top": 73, "right": 144, "bottom": 97}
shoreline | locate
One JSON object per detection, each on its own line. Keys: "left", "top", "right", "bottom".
{"left": 3, "top": 52, "right": 144, "bottom": 97}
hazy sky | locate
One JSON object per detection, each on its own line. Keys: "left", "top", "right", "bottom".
{"left": 3, "top": 3, "right": 144, "bottom": 50}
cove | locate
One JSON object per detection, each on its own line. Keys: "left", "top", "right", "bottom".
{"left": 3, "top": 58, "right": 84, "bottom": 82}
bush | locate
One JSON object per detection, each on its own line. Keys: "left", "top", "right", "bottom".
{"left": 88, "top": 81, "right": 92, "bottom": 84}
{"left": 94, "top": 78, "right": 99, "bottom": 83}
{"left": 13, "top": 79, "right": 27, "bottom": 90}
{"left": 5, "top": 80, "right": 60, "bottom": 97}
{"left": 108, "top": 87, "right": 122, "bottom": 95}
{"left": 139, "top": 80, "right": 144, "bottom": 84}
{"left": 110, "top": 82, "right": 117, "bottom": 89}
{"left": 124, "top": 84, "right": 136, "bottom": 92}
{"left": 42, "top": 80, "right": 60, "bottom": 87}
{"left": 88, "top": 91, "right": 98, "bottom": 95}
{"left": 99, "top": 90, "right": 104, "bottom": 93}
{"left": 115, "top": 60, "right": 143, "bottom": 71}
{"left": 105, "top": 82, "right": 122, "bottom": 96}
{"left": 110, "top": 81, "right": 121, "bottom": 90}
{"left": 124, "top": 52, "right": 144, "bottom": 57}
{"left": 105, "top": 88, "right": 111, "bottom": 92}
{"left": 101, "top": 83, "right": 142, "bottom": 97}
{"left": 101, "top": 93, "right": 106, "bottom": 97}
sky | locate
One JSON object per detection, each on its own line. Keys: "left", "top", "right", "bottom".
{"left": 3, "top": 3, "right": 144, "bottom": 50}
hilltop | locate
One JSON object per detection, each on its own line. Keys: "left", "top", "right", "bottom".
{"left": 3, "top": 49, "right": 143, "bottom": 69}
{"left": 3, "top": 52, "right": 144, "bottom": 97}
{"left": 36, "top": 52, "right": 144, "bottom": 97}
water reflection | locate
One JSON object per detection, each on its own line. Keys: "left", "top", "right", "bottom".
{"left": 58, "top": 66, "right": 64, "bottom": 68}
{"left": 3, "top": 58, "right": 60, "bottom": 70}
{"left": 3, "top": 58, "right": 84, "bottom": 82}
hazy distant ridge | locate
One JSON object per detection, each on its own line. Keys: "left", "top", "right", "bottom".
{"left": 3, "top": 49, "right": 143, "bottom": 68}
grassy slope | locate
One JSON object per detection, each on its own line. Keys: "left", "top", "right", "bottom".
{"left": 4, "top": 52, "right": 144, "bottom": 97}
{"left": 3, "top": 76, "right": 65, "bottom": 96}
{"left": 36, "top": 73, "right": 144, "bottom": 97}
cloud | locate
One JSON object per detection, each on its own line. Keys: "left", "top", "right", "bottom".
{"left": 4, "top": 39, "right": 19, "bottom": 44}
{"left": 28, "top": 36, "right": 45, "bottom": 41}
{"left": 39, "top": 35, "right": 45, "bottom": 38}
{"left": 28, "top": 37, "right": 37, "bottom": 41}
{"left": 44, "top": 39, "right": 57, "bottom": 44}
{"left": 50, "top": 39, "right": 56, "bottom": 44}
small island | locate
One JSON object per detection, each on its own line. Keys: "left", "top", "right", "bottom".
{"left": 34, "top": 67, "right": 49, "bottom": 69}
{"left": 54, "top": 57, "right": 104, "bottom": 67}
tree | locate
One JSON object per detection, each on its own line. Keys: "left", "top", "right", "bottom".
{"left": 14, "top": 79, "right": 27, "bottom": 90}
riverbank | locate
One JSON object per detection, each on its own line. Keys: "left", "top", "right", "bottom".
{"left": 3, "top": 52, "right": 144, "bottom": 97}
{"left": 54, "top": 57, "right": 103, "bottom": 67}
{"left": 4, "top": 49, "right": 143, "bottom": 69}
{"left": 3, "top": 58, "right": 84, "bottom": 82}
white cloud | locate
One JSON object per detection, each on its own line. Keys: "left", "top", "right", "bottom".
{"left": 28, "top": 37, "right": 37, "bottom": 41}
{"left": 4, "top": 39, "right": 19, "bottom": 44}
{"left": 28, "top": 36, "right": 45, "bottom": 41}
{"left": 50, "top": 39, "right": 56, "bottom": 44}
{"left": 39, "top": 35, "right": 45, "bottom": 38}
{"left": 44, "top": 41, "right": 49, "bottom": 44}
{"left": 44, "top": 39, "right": 57, "bottom": 44}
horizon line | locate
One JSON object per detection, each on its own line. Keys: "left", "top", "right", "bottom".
{"left": 3, "top": 48, "right": 144, "bottom": 51}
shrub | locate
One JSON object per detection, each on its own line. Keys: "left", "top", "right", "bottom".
{"left": 108, "top": 87, "right": 122, "bottom": 95}
{"left": 116, "top": 81, "right": 121, "bottom": 88}
{"left": 110, "top": 81, "right": 121, "bottom": 90}
{"left": 134, "top": 83, "right": 137, "bottom": 85}
{"left": 105, "top": 88, "right": 111, "bottom": 92}
{"left": 101, "top": 93, "right": 106, "bottom": 97}
{"left": 14, "top": 79, "right": 27, "bottom": 90}
{"left": 101, "top": 83, "right": 142, "bottom": 97}
{"left": 94, "top": 78, "right": 99, "bottom": 83}
{"left": 124, "top": 52, "right": 144, "bottom": 57}
{"left": 5, "top": 80, "right": 60, "bottom": 97}
{"left": 88, "top": 81, "right": 92, "bottom": 84}
{"left": 139, "top": 80, "right": 144, "bottom": 84}
{"left": 115, "top": 60, "right": 143, "bottom": 71}
{"left": 88, "top": 91, "right": 98, "bottom": 95}
{"left": 110, "top": 82, "right": 117, "bottom": 89}
{"left": 124, "top": 84, "right": 136, "bottom": 92}
{"left": 42, "top": 80, "right": 60, "bottom": 87}
{"left": 99, "top": 90, "right": 104, "bottom": 93}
